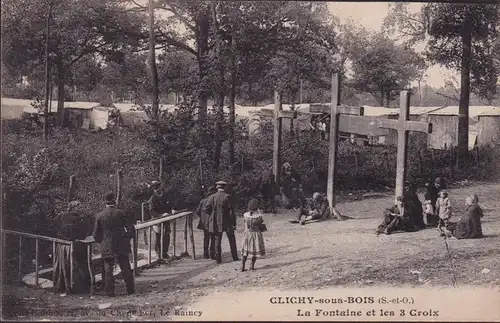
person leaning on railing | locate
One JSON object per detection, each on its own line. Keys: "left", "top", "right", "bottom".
{"left": 51, "top": 200, "right": 91, "bottom": 294}
{"left": 93, "top": 192, "right": 135, "bottom": 297}
{"left": 148, "top": 180, "right": 176, "bottom": 261}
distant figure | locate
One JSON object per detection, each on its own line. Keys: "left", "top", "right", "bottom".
{"left": 295, "top": 192, "right": 331, "bottom": 225}
{"left": 439, "top": 194, "right": 483, "bottom": 239}
{"left": 259, "top": 170, "right": 279, "bottom": 214}
{"left": 436, "top": 190, "right": 452, "bottom": 228}
{"left": 148, "top": 181, "right": 173, "bottom": 260}
{"left": 240, "top": 199, "right": 266, "bottom": 272}
{"left": 403, "top": 182, "right": 425, "bottom": 230}
{"left": 376, "top": 196, "right": 417, "bottom": 235}
{"left": 195, "top": 186, "right": 218, "bottom": 259}
{"left": 52, "top": 201, "right": 91, "bottom": 294}
{"left": 93, "top": 192, "right": 135, "bottom": 297}
{"left": 280, "top": 162, "right": 304, "bottom": 209}
{"left": 205, "top": 181, "right": 239, "bottom": 263}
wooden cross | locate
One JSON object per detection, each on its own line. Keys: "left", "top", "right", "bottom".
{"left": 327, "top": 74, "right": 433, "bottom": 215}
{"left": 268, "top": 90, "right": 362, "bottom": 189}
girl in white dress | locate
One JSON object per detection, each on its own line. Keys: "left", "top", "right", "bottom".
{"left": 240, "top": 199, "right": 266, "bottom": 271}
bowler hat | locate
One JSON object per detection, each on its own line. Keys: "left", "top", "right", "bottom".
{"left": 104, "top": 192, "right": 116, "bottom": 204}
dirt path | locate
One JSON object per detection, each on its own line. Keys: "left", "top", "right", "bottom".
{"left": 3, "top": 181, "right": 500, "bottom": 321}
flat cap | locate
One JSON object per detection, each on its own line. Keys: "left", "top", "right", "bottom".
{"left": 215, "top": 181, "right": 227, "bottom": 186}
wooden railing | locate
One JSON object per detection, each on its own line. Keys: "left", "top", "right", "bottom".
{"left": 1, "top": 210, "right": 196, "bottom": 294}
{"left": 1, "top": 229, "right": 74, "bottom": 290}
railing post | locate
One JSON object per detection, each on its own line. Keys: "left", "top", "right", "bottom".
{"left": 189, "top": 213, "right": 196, "bottom": 260}
{"left": 18, "top": 236, "right": 23, "bottom": 283}
{"left": 69, "top": 241, "right": 74, "bottom": 292}
{"left": 87, "top": 244, "right": 94, "bottom": 295}
{"left": 52, "top": 241, "right": 56, "bottom": 269}
{"left": 35, "top": 238, "right": 39, "bottom": 287}
{"left": 148, "top": 227, "right": 152, "bottom": 265}
{"left": 133, "top": 230, "right": 138, "bottom": 276}
{"left": 141, "top": 203, "right": 145, "bottom": 222}
{"left": 160, "top": 223, "right": 164, "bottom": 261}
{"left": 172, "top": 219, "right": 177, "bottom": 257}
{"left": 183, "top": 215, "right": 188, "bottom": 257}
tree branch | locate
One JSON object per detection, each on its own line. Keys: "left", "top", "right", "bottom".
{"left": 157, "top": 5, "right": 196, "bottom": 32}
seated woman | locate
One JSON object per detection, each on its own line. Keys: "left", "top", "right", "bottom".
{"left": 376, "top": 196, "right": 417, "bottom": 235}
{"left": 440, "top": 194, "right": 483, "bottom": 239}
{"left": 294, "top": 192, "right": 330, "bottom": 225}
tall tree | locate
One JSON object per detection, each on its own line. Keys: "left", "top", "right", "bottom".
{"left": 1, "top": 0, "right": 145, "bottom": 125}
{"left": 384, "top": 3, "right": 500, "bottom": 167}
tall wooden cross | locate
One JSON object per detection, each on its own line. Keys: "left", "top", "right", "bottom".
{"left": 269, "top": 90, "right": 362, "bottom": 189}
{"left": 327, "top": 74, "right": 433, "bottom": 214}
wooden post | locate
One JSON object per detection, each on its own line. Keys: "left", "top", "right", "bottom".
{"left": 116, "top": 170, "right": 122, "bottom": 207}
{"left": 67, "top": 175, "right": 75, "bottom": 203}
{"left": 172, "top": 220, "right": 177, "bottom": 257}
{"left": 52, "top": 241, "right": 56, "bottom": 270}
{"left": 69, "top": 241, "right": 73, "bottom": 291}
{"left": 159, "top": 156, "right": 163, "bottom": 181}
{"left": 87, "top": 244, "right": 94, "bottom": 295}
{"left": 148, "top": 227, "right": 152, "bottom": 265}
{"left": 273, "top": 90, "right": 283, "bottom": 187}
{"left": 35, "top": 238, "right": 39, "bottom": 287}
{"left": 180, "top": 215, "right": 189, "bottom": 258}
{"left": 327, "top": 73, "right": 343, "bottom": 219}
{"left": 160, "top": 223, "right": 164, "bottom": 260}
{"left": 133, "top": 231, "right": 138, "bottom": 276}
{"left": 141, "top": 203, "right": 145, "bottom": 222}
{"left": 18, "top": 236, "right": 23, "bottom": 283}
{"left": 189, "top": 214, "right": 196, "bottom": 260}
{"left": 395, "top": 91, "right": 410, "bottom": 202}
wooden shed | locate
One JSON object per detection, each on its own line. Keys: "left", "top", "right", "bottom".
{"left": 477, "top": 107, "right": 500, "bottom": 148}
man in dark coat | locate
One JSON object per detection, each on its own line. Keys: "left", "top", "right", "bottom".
{"left": 195, "top": 186, "right": 217, "bottom": 259}
{"left": 280, "top": 162, "right": 304, "bottom": 209}
{"left": 148, "top": 181, "right": 173, "bottom": 260}
{"left": 441, "top": 194, "right": 484, "bottom": 239}
{"left": 403, "top": 182, "right": 425, "bottom": 230}
{"left": 259, "top": 170, "right": 279, "bottom": 214}
{"left": 204, "top": 181, "right": 239, "bottom": 263}
{"left": 376, "top": 196, "right": 417, "bottom": 235}
{"left": 294, "top": 192, "right": 331, "bottom": 225}
{"left": 93, "top": 192, "right": 135, "bottom": 297}
{"left": 52, "top": 200, "right": 91, "bottom": 294}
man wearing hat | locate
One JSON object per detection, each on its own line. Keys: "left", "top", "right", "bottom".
{"left": 204, "top": 181, "right": 239, "bottom": 263}
{"left": 148, "top": 181, "right": 173, "bottom": 260}
{"left": 195, "top": 186, "right": 218, "bottom": 259}
{"left": 93, "top": 192, "right": 135, "bottom": 297}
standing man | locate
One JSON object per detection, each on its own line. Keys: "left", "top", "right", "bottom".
{"left": 93, "top": 192, "right": 135, "bottom": 297}
{"left": 148, "top": 181, "right": 173, "bottom": 261}
{"left": 205, "top": 181, "right": 239, "bottom": 264}
{"left": 195, "top": 186, "right": 217, "bottom": 259}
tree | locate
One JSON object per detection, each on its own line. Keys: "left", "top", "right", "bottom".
{"left": 1, "top": 0, "right": 145, "bottom": 125}
{"left": 345, "top": 29, "right": 427, "bottom": 107}
{"left": 384, "top": 3, "right": 500, "bottom": 167}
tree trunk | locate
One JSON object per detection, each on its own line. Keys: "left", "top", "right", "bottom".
{"left": 148, "top": 0, "right": 159, "bottom": 124}
{"left": 56, "top": 60, "right": 65, "bottom": 126}
{"left": 211, "top": 1, "right": 224, "bottom": 171}
{"left": 228, "top": 27, "right": 237, "bottom": 166}
{"left": 457, "top": 27, "right": 472, "bottom": 168}
{"left": 196, "top": 14, "right": 210, "bottom": 121}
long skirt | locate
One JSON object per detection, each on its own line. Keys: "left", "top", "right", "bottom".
{"left": 53, "top": 244, "right": 71, "bottom": 293}
{"left": 241, "top": 231, "right": 266, "bottom": 258}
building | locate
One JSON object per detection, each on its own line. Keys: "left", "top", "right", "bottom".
{"left": 477, "top": 107, "right": 500, "bottom": 148}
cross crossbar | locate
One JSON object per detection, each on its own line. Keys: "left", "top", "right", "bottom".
{"left": 378, "top": 118, "right": 433, "bottom": 134}
{"left": 259, "top": 108, "right": 297, "bottom": 119}
{"left": 310, "top": 104, "right": 364, "bottom": 116}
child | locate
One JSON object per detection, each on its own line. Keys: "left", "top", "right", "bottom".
{"left": 423, "top": 199, "right": 438, "bottom": 227}
{"left": 240, "top": 199, "right": 266, "bottom": 272}
{"left": 436, "top": 190, "right": 452, "bottom": 229}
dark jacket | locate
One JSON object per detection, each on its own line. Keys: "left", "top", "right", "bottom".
{"left": 53, "top": 211, "right": 90, "bottom": 241}
{"left": 148, "top": 191, "right": 172, "bottom": 219}
{"left": 260, "top": 171, "right": 279, "bottom": 198}
{"left": 454, "top": 203, "right": 483, "bottom": 239}
{"left": 195, "top": 197, "right": 210, "bottom": 231}
{"left": 204, "top": 190, "right": 235, "bottom": 233}
{"left": 93, "top": 205, "right": 135, "bottom": 258}
{"left": 305, "top": 196, "right": 330, "bottom": 220}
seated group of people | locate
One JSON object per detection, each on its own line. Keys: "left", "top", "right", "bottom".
{"left": 376, "top": 177, "right": 484, "bottom": 240}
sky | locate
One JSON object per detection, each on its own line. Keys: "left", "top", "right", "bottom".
{"left": 328, "top": 2, "right": 457, "bottom": 89}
